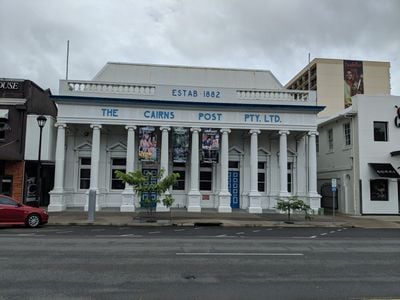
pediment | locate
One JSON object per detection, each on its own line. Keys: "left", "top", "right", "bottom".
{"left": 74, "top": 141, "right": 92, "bottom": 151}
{"left": 107, "top": 142, "right": 127, "bottom": 152}
{"left": 229, "top": 146, "right": 244, "bottom": 155}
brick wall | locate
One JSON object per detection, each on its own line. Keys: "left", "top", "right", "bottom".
{"left": 5, "top": 161, "right": 25, "bottom": 202}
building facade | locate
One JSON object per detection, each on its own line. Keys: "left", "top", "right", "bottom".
{"left": 48, "top": 63, "right": 324, "bottom": 213}
{"left": 0, "top": 79, "right": 57, "bottom": 205}
{"left": 317, "top": 95, "right": 400, "bottom": 215}
{"left": 285, "top": 58, "right": 391, "bottom": 117}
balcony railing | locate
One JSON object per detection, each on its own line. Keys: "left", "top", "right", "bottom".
{"left": 66, "top": 81, "right": 156, "bottom": 96}
{"left": 236, "top": 90, "right": 309, "bottom": 101}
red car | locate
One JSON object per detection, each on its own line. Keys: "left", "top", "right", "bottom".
{"left": 0, "top": 195, "right": 49, "bottom": 228}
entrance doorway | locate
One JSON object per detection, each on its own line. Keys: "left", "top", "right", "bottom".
{"left": 228, "top": 161, "right": 240, "bottom": 209}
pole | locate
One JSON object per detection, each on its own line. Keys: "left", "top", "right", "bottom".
{"left": 332, "top": 190, "right": 335, "bottom": 220}
{"left": 66, "top": 40, "right": 70, "bottom": 80}
{"left": 36, "top": 125, "right": 43, "bottom": 205}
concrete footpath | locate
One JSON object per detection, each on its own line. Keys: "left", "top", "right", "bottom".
{"left": 47, "top": 208, "right": 400, "bottom": 229}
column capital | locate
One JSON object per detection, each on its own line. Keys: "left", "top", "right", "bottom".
{"left": 190, "top": 127, "right": 201, "bottom": 133}
{"left": 308, "top": 130, "right": 319, "bottom": 136}
{"left": 125, "top": 125, "right": 137, "bottom": 131}
{"left": 220, "top": 128, "right": 231, "bottom": 134}
{"left": 90, "top": 124, "right": 102, "bottom": 130}
{"left": 55, "top": 123, "right": 67, "bottom": 129}
{"left": 160, "top": 126, "right": 171, "bottom": 132}
{"left": 279, "top": 130, "right": 290, "bottom": 136}
{"left": 249, "top": 129, "right": 261, "bottom": 135}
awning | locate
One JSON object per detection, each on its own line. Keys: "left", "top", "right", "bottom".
{"left": 0, "top": 109, "right": 9, "bottom": 120}
{"left": 369, "top": 163, "right": 400, "bottom": 178}
{"left": 390, "top": 150, "right": 400, "bottom": 157}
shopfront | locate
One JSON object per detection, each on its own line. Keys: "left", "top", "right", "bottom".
{"left": 48, "top": 63, "right": 323, "bottom": 213}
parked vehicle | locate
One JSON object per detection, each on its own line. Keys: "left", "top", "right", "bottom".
{"left": 0, "top": 195, "right": 48, "bottom": 228}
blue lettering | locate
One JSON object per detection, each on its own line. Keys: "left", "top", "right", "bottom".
{"left": 275, "top": 115, "right": 281, "bottom": 123}
{"left": 101, "top": 108, "right": 107, "bottom": 116}
{"left": 144, "top": 111, "right": 150, "bottom": 118}
{"left": 102, "top": 108, "right": 118, "bottom": 117}
{"left": 172, "top": 89, "right": 177, "bottom": 96}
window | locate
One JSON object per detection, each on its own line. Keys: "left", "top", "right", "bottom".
{"left": 0, "top": 122, "right": 9, "bottom": 139}
{"left": 374, "top": 122, "right": 388, "bottom": 142}
{"left": 79, "top": 158, "right": 91, "bottom": 189}
{"left": 111, "top": 158, "right": 126, "bottom": 190}
{"left": 173, "top": 162, "right": 186, "bottom": 191}
{"left": 0, "top": 196, "right": 17, "bottom": 206}
{"left": 328, "top": 129, "right": 333, "bottom": 151}
{"left": 287, "top": 162, "right": 293, "bottom": 193}
{"left": 258, "top": 162, "right": 266, "bottom": 192}
{"left": 343, "top": 122, "right": 351, "bottom": 146}
{"left": 200, "top": 163, "right": 212, "bottom": 191}
{"left": 370, "top": 179, "right": 388, "bottom": 201}
{"left": 316, "top": 135, "right": 319, "bottom": 153}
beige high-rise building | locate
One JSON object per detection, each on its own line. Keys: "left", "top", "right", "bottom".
{"left": 285, "top": 58, "right": 391, "bottom": 117}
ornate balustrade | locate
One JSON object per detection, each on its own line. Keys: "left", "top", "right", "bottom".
{"left": 66, "top": 81, "right": 156, "bottom": 96}
{"left": 236, "top": 90, "right": 309, "bottom": 101}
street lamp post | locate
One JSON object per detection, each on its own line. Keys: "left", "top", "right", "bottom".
{"left": 36, "top": 115, "right": 47, "bottom": 206}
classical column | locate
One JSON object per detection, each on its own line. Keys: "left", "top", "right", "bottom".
{"left": 218, "top": 128, "right": 231, "bottom": 213}
{"left": 157, "top": 126, "right": 171, "bottom": 212}
{"left": 85, "top": 124, "right": 102, "bottom": 211}
{"left": 279, "top": 130, "right": 290, "bottom": 198}
{"left": 248, "top": 129, "right": 262, "bottom": 213}
{"left": 308, "top": 131, "right": 321, "bottom": 210}
{"left": 187, "top": 127, "right": 201, "bottom": 212}
{"left": 121, "top": 125, "right": 136, "bottom": 212}
{"left": 48, "top": 123, "right": 67, "bottom": 212}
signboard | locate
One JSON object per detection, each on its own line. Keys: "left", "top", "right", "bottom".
{"left": 138, "top": 127, "right": 157, "bottom": 161}
{"left": 172, "top": 127, "right": 189, "bottom": 163}
{"left": 331, "top": 178, "right": 337, "bottom": 192}
{"left": 343, "top": 60, "right": 364, "bottom": 108}
{"left": 201, "top": 129, "right": 220, "bottom": 163}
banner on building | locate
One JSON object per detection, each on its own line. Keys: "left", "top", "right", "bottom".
{"left": 344, "top": 60, "right": 364, "bottom": 108}
{"left": 138, "top": 127, "right": 157, "bottom": 161}
{"left": 172, "top": 127, "right": 189, "bottom": 163}
{"left": 201, "top": 128, "right": 220, "bottom": 163}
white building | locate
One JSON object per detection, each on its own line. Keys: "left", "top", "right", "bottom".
{"left": 48, "top": 63, "right": 324, "bottom": 213}
{"left": 317, "top": 95, "right": 400, "bottom": 215}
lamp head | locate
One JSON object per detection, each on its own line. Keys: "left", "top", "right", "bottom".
{"left": 36, "top": 115, "right": 47, "bottom": 128}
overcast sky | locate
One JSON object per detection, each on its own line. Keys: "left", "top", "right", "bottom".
{"left": 1, "top": 0, "right": 399, "bottom": 95}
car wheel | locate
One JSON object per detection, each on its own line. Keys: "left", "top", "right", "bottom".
{"left": 26, "top": 214, "right": 41, "bottom": 228}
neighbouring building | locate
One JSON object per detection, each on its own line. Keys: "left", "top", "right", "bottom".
{"left": 285, "top": 58, "right": 391, "bottom": 117}
{"left": 48, "top": 63, "right": 324, "bottom": 213}
{"left": 0, "top": 79, "right": 57, "bottom": 205}
{"left": 317, "top": 95, "right": 400, "bottom": 215}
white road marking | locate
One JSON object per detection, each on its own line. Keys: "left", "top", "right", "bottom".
{"left": 310, "top": 235, "right": 317, "bottom": 238}
{"left": 330, "top": 231, "right": 336, "bottom": 234}
{"left": 266, "top": 228, "right": 273, "bottom": 231}
{"left": 91, "top": 228, "right": 106, "bottom": 232}
{"left": 236, "top": 232, "right": 245, "bottom": 235}
{"left": 148, "top": 231, "right": 160, "bottom": 234}
{"left": 120, "top": 234, "right": 143, "bottom": 237}
{"left": 174, "top": 229, "right": 185, "bottom": 232}
{"left": 337, "top": 229, "right": 342, "bottom": 232}
{"left": 320, "top": 233, "right": 327, "bottom": 236}
{"left": 176, "top": 252, "right": 304, "bottom": 256}
{"left": 56, "top": 231, "right": 73, "bottom": 234}
{"left": 216, "top": 234, "right": 227, "bottom": 237}
{"left": 253, "top": 230, "right": 260, "bottom": 233}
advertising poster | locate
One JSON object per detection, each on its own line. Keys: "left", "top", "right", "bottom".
{"left": 201, "top": 128, "right": 220, "bottom": 163}
{"left": 172, "top": 127, "right": 189, "bottom": 163}
{"left": 344, "top": 60, "right": 364, "bottom": 108}
{"left": 138, "top": 127, "right": 157, "bottom": 161}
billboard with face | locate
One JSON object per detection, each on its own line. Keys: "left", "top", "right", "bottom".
{"left": 344, "top": 60, "right": 364, "bottom": 108}
{"left": 138, "top": 127, "right": 157, "bottom": 161}
{"left": 172, "top": 127, "right": 189, "bottom": 163}
{"left": 201, "top": 129, "right": 220, "bottom": 163}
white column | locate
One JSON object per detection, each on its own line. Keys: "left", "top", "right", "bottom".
{"left": 308, "top": 131, "right": 321, "bottom": 210}
{"left": 121, "top": 125, "right": 136, "bottom": 212}
{"left": 218, "top": 128, "right": 231, "bottom": 213}
{"left": 48, "top": 123, "right": 67, "bottom": 212}
{"left": 248, "top": 129, "right": 262, "bottom": 213}
{"left": 157, "top": 126, "right": 171, "bottom": 212}
{"left": 279, "top": 130, "right": 290, "bottom": 198}
{"left": 187, "top": 127, "right": 201, "bottom": 212}
{"left": 85, "top": 124, "right": 102, "bottom": 211}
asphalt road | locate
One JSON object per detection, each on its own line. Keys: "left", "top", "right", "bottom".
{"left": 1, "top": 226, "right": 400, "bottom": 300}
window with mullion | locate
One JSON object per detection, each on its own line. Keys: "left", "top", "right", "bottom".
{"left": 79, "top": 158, "right": 91, "bottom": 189}
{"left": 111, "top": 158, "right": 126, "bottom": 190}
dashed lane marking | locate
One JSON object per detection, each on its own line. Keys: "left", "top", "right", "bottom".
{"left": 236, "top": 232, "right": 245, "bottom": 235}
{"left": 120, "top": 234, "right": 143, "bottom": 237}
{"left": 174, "top": 229, "right": 185, "bottom": 232}
{"left": 310, "top": 235, "right": 317, "bottom": 238}
{"left": 320, "top": 233, "right": 328, "bottom": 236}
{"left": 148, "top": 231, "right": 160, "bottom": 234}
{"left": 253, "top": 230, "right": 260, "bottom": 233}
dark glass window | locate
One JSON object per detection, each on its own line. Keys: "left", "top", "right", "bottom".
{"left": 344, "top": 123, "right": 351, "bottom": 146}
{"left": 287, "top": 162, "right": 293, "bottom": 193}
{"left": 258, "top": 162, "right": 266, "bottom": 192}
{"left": 374, "top": 122, "right": 388, "bottom": 142}
{"left": 111, "top": 158, "right": 126, "bottom": 190}
{"left": 0, "top": 196, "right": 17, "bottom": 206}
{"left": 79, "top": 158, "right": 91, "bottom": 189}
{"left": 370, "top": 179, "right": 388, "bottom": 201}
{"left": 229, "top": 161, "right": 239, "bottom": 168}
{"left": 200, "top": 171, "right": 212, "bottom": 191}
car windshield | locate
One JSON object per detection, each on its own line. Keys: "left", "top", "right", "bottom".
{"left": 0, "top": 196, "right": 18, "bottom": 206}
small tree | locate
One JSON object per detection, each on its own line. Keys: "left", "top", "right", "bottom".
{"left": 115, "top": 168, "right": 179, "bottom": 215}
{"left": 275, "top": 196, "right": 312, "bottom": 222}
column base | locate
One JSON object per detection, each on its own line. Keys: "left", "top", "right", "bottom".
{"left": 218, "top": 191, "right": 232, "bottom": 213}
{"left": 120, "top": 190, "right": 136, "bottom": 212}
{"left": 308, "top": 193, "right": 322, "bottom": 211}
{"left": 187, "top": 191, "right": 201, "bottom": 212}
{"left": 48, "top": 191, "right": 66, "bottom": 212}
{"left": 248, "top": 191, "right": 262, "bottom": 214}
